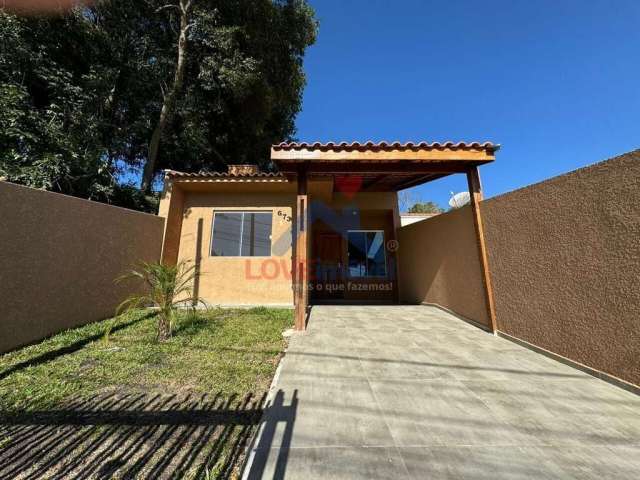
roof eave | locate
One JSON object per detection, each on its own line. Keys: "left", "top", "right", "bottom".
{"left": 271, "top": 148, "right": 496, "bottom": 164}
{"left": 270, "top": 141, "right": 499, "bottom": 164}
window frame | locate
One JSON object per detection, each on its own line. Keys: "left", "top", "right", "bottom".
{"left": 210, "top": 210, "right": 273, "bottom": 258}
{"left": 346, "top": 229, "right": 388, "bottom": 278}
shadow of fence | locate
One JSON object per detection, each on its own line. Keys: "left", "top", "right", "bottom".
{"left": 0, "top": 390, "right": 266, "bottom": 479}
{"left": 243, "top": 389, "right": 298, "bottom": 480}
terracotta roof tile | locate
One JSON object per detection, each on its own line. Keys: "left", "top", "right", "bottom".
{"left": 164, "top": 169, "right": 284, "bottom": 179}
{"left": 272, "top": 141, "right": 499, "bottom": 152}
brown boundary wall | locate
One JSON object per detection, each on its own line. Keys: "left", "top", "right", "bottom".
{"left": 483, "top": 150, "right": 640, "bottom": 386}
{"left": 398, "top": 150, "right": 639, "bottom": 387}
{"left": 0, "top": 181, "right": 164, "bottom": 353}
{"left": 398, "top": 205, "right": 490, "bottom": 328}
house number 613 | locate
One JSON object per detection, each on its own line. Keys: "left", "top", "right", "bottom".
{"left": 277, "top": 210, "right": 292, "bottom": 222}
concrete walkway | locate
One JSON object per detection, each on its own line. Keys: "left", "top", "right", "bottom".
{"left": 244, "top": 305, "right": 640, "bottom": 479}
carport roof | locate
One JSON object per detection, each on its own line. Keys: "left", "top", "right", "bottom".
{"left": 271, "top": 140, "right": 499, "bottom": 191}
{"left": 272, "top": 140, "right": 499, "bottom": 153}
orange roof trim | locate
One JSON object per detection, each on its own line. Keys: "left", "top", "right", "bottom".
{"left": 273, "top": 141, "right": 500, "bottom": 152}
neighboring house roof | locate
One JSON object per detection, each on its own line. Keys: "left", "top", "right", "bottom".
{"left": 400, "top": 212, "right": 440, "bottom": 227}
{"left": 400, "top": 212, "right": 440, "bottom": 216}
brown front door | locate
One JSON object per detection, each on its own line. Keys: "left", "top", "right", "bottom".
{"left": 313, "top": 233, "right": 345, "bottom": 300}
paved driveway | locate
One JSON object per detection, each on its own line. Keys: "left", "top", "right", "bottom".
{"left": 244, "top": 305, "right": 640, "bottom": 479}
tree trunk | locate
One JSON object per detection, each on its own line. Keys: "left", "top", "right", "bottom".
{"left": 157, "top": 308, "right": 173, "bottom": 341}
{"left": 141, "top": 0, "right": 193, "bottom": 192}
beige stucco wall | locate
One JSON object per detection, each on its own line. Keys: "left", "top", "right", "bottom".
{"left": 482, "top": 150, "right": 640, "bottom": 386}
{"left": 0, "top": 181, "right": 164, "bottom": 353}
{"left": 158, "top": 177, "right": 185, "bottom": 265}
{"left": 398, "top": 205, "right": 490, "bottom": 327}
{"left": 161, "top": 181, "right": 401, "bottom": 306}
{"left": 176, "top": 191, "right": 297, "bottom": 305}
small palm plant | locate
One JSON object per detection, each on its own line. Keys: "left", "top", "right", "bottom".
{"left": 116, "top": 260, "right": 200, "bottom": 341}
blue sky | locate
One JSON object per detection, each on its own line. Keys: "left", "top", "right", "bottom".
{"left": 295, "top": 0, "right": 640, "bottom": 208}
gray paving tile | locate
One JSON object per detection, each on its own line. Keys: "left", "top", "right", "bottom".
{"left": 542, "top": 445, "right": 640, "bottom": 479}
{"left": 278, "top": 347, "right": 366, "bottom": 381}
{"left": 368, "top": 377, "right": 531, "bottom": 447}
{"left": 244, "top": 305, "right": 640, "bottom": 479}
{"left": 358, "top": 347, "right": 452, "bottom": 380}
{"left": 260, "top": 378, "right": 395, "bottom": 448}
{"left": 399, "top": 445, "right": 640, "bottom": 480}
{"left": 461, "top": 377, "right": 640, "bottom": 446}
{"left": 399, "top": 446, "right": 564, "bottom": 480}
{"left": 248, "top": 447, "right": 410, "bottom": 480}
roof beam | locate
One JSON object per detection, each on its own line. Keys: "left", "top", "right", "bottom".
{"left": 394, "top": 173, "right": 448, "bottom": 190}
{"left": 362, "top": 175, "right": 389, "bottom": 191}
{"left": 279, "top": 162, "right": 471, "bottom": 175}
{"left": 467, "top": 166, "right": 497, "bottom": 332}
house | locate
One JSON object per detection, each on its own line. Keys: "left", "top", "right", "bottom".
{"left": 400, "top": 212, "right": 440, "bottom": 226}
{"left": 158, "top": 141, "right": 498, "bottom": 330}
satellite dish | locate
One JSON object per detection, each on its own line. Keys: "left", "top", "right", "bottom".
{"left": 449, "top": 191, "right": 470, "bottom": 208}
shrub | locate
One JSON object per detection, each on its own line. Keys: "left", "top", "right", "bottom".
{"left": 116, "top": 261, "right": 201, "bottom": 341}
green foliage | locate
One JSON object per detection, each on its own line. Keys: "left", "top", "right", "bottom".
{"left": 0, "top": 5, "right": 159, "bottom": 205}
{"left": 0, "top": 0, "right": 317, "bottom": 208}
{"left": 157, "top": 0, "right": 318, "bottom": 173}
{"left": 115, "top": 261, "right": 202, "bottom": 341}
{"left": 408, "top": 201, "right": 445, "bottom": 214}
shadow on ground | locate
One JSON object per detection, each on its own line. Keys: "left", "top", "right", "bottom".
{"left": 245, "top": 389, "right": 298, "bottom": 480}
{"left": 0, "top": 390, "right": 269, "bottom": 479}
{"left": 0, "top": 312, "right": 152, "bottom": 382}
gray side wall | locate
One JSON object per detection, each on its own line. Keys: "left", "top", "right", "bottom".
{"left": 0, "top": 182, "right": 164, "bottom": 352}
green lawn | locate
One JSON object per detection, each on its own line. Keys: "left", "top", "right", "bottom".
{"left": 0, "top": 307, "right": 293, "bottom": 479}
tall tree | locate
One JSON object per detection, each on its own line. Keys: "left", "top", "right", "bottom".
{"left": 142, "top": 0, "right": 193, "bottom": 192}
{"left": 0, "top": 9, "right": 108, "bottom": 195}
{"left": 0, "top": 0, "right": 317, "bottom": 206}
{"left": 143, "top": 0, "right": 318, "bottom": 186}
